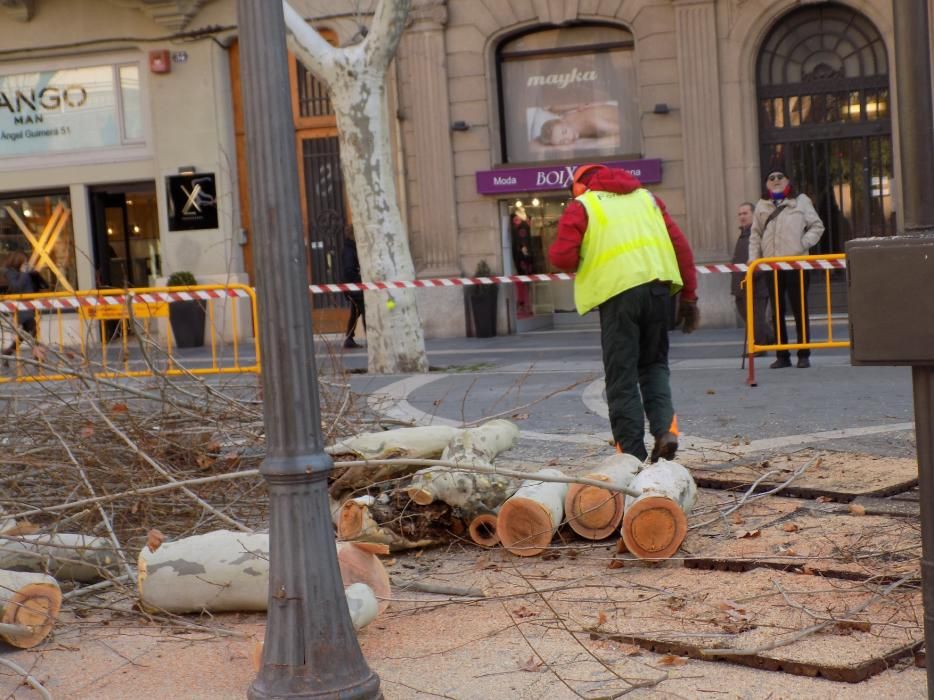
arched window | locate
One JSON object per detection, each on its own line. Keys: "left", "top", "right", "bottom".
{"left": 756, "top": 4, "right": 893, "bottom": 246}
{"left": 497, "top": 24, "right": 638, "bottom": 164}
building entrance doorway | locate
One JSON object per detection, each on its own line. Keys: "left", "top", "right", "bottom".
{"left": 89, "top": 182, "right": 161, "bottom": 289}
{"left": 757, "top": 4, "right": 893, "bottom": 252}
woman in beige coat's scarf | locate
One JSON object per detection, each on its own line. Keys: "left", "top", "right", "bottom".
{"left": 748, "top": 169, "right": 825, "bottom": 369}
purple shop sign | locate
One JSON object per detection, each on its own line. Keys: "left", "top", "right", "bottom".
{"left": 475, "top": 158, "right": 663, "bottom": 195}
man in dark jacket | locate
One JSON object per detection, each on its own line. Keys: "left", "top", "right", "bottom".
{"left": 731, "top": 202, "right": 772, "bottom": 354}
{"left": 341, "top": 228, "right": 365, "bottom": 349}
{"left": 549, "top": 164, "right": 699, "bottom": 462}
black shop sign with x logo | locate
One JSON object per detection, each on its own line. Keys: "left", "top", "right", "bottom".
{"left": 166, "top": 173, "right": 219, "bottom": 231}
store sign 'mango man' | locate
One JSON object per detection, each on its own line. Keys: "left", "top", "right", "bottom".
{"left": 0, "top": 86, "right": 89, "bottom": 125}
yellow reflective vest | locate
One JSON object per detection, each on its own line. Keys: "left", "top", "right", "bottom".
{"left": 573, "top": 188, "right": 683, "bottom": 315}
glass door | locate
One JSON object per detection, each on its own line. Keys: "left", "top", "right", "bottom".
{"left": 90, "top": 182, "right": 161, "bottom": 289}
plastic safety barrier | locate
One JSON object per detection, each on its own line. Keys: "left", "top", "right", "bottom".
{"left": 0, "top": 284, "right": 260, "bottom": 384}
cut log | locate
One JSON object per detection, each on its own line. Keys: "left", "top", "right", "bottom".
{"left": 336, "top": 542, "right": 391, "bottom": 614}
{"left": 565, "top": 454, "right": 642, "bottom": 540}
{"left": 328, "top": 426, "right": 462, "bottom": 498}
{"left": 497, "top": 469, "right": 569, "bottom": 557}
{"left": 138, "top": 531, "right": 389, "bottom": 621}
{"left": 344, "top": 583, "right": 379, "bottom": 629}
{"left": 621, "top": 459, "right": 697, "bottom": 560}
{"left": 0, "top": 569, "right": 61, "bottom": 648}
{"left": 0, "top": 534, "right": 119, "bottom": 582}
{"left": 405, "top": 419, "right": 519, "bottom": 512}
{"left": 468, "top": 512, "right": 499, "bottom": 547}
{"left": 337, "top": 497, "right": 451, "bottom": 552}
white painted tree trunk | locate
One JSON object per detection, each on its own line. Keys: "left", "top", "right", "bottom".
{"left": 406, "top": 420, "right": 519, "bottom": 513}
{"left": 621, "top": 459, "right": 697, "bottom": 560}
{"left": 284, "top": 0, "right": 428, "bottom": 374}
{"left": 497, "top": 469, "right": 569, "bottom": 557}
{"left": 0, "top": 534, "right": 119, "bottom": 583}
{"left": 137, "top": 531, "right": 388, "bottom": 624}
{"left": 565, "top": 453, "right": 642, "bottom": 541}
{"left": 0, "top": 569, "right": 61, "bottom": 648}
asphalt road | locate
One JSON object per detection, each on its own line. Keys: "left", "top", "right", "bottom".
{"left": 340, "top": 324, "right": 916, "bottom": 463}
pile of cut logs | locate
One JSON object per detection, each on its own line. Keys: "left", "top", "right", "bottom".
{"left": 331, "top": 420, "right": 698, "bottom": 560}
{"left": 0, "top": 419, "right": 697, "bottom": 645}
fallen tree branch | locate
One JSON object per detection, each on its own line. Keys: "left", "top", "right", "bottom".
{"left": 0, "top": 656, "right": 52, "bottom": 700}
{"left": 88, "top": 400, "right": 253, "bottom": 533}
{"left": 700, "top": 572, "right": 915, "bottom": 657}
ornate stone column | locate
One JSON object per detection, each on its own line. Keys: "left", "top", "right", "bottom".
{"left": 399, "top": 0, "right": 461, "bottom": 277}
{"left": 674, "top": 0, "right": 728, "bottom": 260}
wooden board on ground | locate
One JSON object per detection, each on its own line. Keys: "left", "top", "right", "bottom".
{"left": 579, "top": 567, "right": 922, "bottom": 683}
{"left": 691, "top": 450, "right": 918, "bottom": 501}
{"left": 684, "top": 509, "right": 920, "bottom": 582}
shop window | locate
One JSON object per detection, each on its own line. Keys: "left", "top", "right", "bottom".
{"left": 497, "top": 24, "right": 638, "bottom": 164}
{"left": 0, "top": 192, "right": 77, "bottom": 291}
{"left": 0, "top": 62, "right": 145, "bottom": 161}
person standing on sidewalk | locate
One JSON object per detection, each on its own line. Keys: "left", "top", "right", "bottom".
{"left": 732, "top": 202, "right": 772, "bottom": 355}
{"left": 548, "top": 164, "right": 699, "bottom": 462}
{"left": 341, "top": 226, "right": 366, "bottom": 349}
{"left": 748, "top": 169, "right": 825, "bottom": 369}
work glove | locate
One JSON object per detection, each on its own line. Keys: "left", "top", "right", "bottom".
{"left": 676, "top": 299, "right": 699, "bottom": 334}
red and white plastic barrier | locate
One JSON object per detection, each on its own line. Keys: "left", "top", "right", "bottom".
{"left": 0, "top": 259, "right": 847, "bottom": 311}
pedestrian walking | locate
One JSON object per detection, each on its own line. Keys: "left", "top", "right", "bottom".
{"left": 341, "top": 226, "right": 366, "bottom": 350}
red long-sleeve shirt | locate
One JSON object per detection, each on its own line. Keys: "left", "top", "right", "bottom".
{"left": 548, "top": 169, "right": 698, "bottom": 302}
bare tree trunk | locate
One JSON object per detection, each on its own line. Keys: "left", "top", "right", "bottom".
{"left": 284, "top": 0, "right": 428, "bottom": 374}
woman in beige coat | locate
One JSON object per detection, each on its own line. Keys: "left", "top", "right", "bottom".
{"left": 748, "top": 170, "right": 825, "bottom": 369}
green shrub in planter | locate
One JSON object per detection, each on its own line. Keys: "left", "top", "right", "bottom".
{"left": 468, "top": 260, "right": 498, "bottom": 338}
{"left": 166, "top": 271, "right": 205, "bottom": 347}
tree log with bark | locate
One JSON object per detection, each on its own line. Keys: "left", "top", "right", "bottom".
{"left": 620, "top": 459, "right": 697, "bottom": 560}
{"left": 497, "top": 469, "right": 569, "bottom": 557}
{"left": 328, "top": 425, "right": 462, "bottom": 499}
{"left": 284, "top": 0, "right": 427, "bottom": 374}
{"left": 0, "top": 569, "right": 61, "bottom": 648}
{"left": 564, "top": 453, "right": 641, "bottom": 541}
{"left": 137, "top": 531, "right": 390, "bottom": 622}
{"left": 0, "top": 534, "right": 119, "bottom": 583}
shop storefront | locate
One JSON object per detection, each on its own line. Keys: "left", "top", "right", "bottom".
{"left": 477, "top": 158, "right": 665, "bottom": 329}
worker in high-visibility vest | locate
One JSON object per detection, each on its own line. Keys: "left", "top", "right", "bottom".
{"left": 549, "top": 164, "right": 699, "bottom": 462}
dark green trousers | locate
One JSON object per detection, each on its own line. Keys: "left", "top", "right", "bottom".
{"left": 598, "top": 282, "right": 674, "bottom": 461}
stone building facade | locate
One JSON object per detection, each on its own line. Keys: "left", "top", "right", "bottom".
{"left": 0, "top": 0, "right": 918, "bottom": 337}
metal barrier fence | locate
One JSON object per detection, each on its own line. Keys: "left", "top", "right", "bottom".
{"left": 744, "top": 254, "right": 849, "bottom": 386}
{"left": 0, "top": 284, "right": 261, "bottom": 384}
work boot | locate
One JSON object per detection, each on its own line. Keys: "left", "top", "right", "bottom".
{"left": 796, "top": 357, "right": 810, "bottom": 368}
{"left": 770, "top": 357, "right": 792, "bottom": 369}
{"left": 650, "top": 431, "right": 678, "bottom": 463}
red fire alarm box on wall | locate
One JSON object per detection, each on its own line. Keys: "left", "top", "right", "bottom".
{"left": 149, "top": 50, "right": 171, "bottom": 74}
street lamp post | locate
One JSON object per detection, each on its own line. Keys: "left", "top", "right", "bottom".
{"left": 848, "top": 3, "right": 934, "bottom": 697}
{"left": 237, "top": 2, "right": 381, "bottom": 698}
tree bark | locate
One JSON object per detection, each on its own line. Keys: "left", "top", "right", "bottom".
{"left": 328, "top": 425, "right": 462, "bottom": 499}
{"left": 284, "top": 0, "right": 428, "bottom": 375}
{"left": 565, "top": 453, "right": 641, "bottom": 541}
{"left": 497, "top": 469, "right": 569, "bottom": 557}
{"left": 0, "top": 534, "right": 119, "bottom": 583}
{"left": 621, "top": 459, "right": 697, "bottom": 560}
{"left": 137, "top": 531, "right": 389, "bottom": 623}
{"left": 0, "top": 569, "right": 61, "bottom": 648}
{"left": 405, "top": 419, "right": 519, "bottom": 513}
